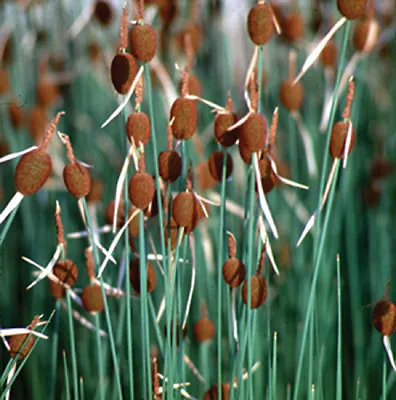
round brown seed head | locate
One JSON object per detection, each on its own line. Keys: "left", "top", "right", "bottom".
{"left": 239, "top": 141, "right": 253, "bottom": 165}
{"left": 247, "top": 3, "right": 274, "bottom": 45}
{"left": 14, "top": 149, "right": 52, "bottom": 196}
{"left": 128, "top": 207, "right": 140, "bottom": 238}
{"left": 86, "top": 179, "right": 103, "bottom": 203}
{"left": 49, "top": 279, "right": 66, "bottom": 299}
{"left": 320, "top": 41, "right": 338, "bottom": 68}
{"left": 53, "top": 259, "right": 78, "bottom": 287}
{"left": 256, "top": 159, "right": 276, "bottom": 193}
{"left": 179, "top": 74, "right": 201, "bottom": 97}
{"left": 110, "top": 52, "right": 138, "bottom": 94}
{"left": 208, "top": 151, "right": 233, "bottom": 182}
{"left": 27, "top": 106, "right": 47, "bottom": 141}
{"left": 214, "top": 112, "right": 238, "bottom": 147}
{"left": 36, "top": 80, "right": 59, "bottom": 108}
{"left": 105, "top": 200, "right": 125, "bottom": 227}
{"left": 129, "top": 24, "right": 157, "bottom": 62}
{"left": 82, "top": 284, "right": 104, "bottom": 313}
{"left": 279, "top": 79, "right": 304, "bottom": 112}
{"left": 370, "top": 158, "right": 392, "bottom": 180}
{"left": 8, "top": 102, "right": 24, "bottom": 130}
{"left": 282, "top": 12, "right": 305, "bottom": 43}
{"left": 372, "top": 300, "right": 396, "bottom": 336}
{"left": 196, "top": 161, "right": 217, "bottom": 191}
{"left": 242, "top": 275, "right": 267, "bottom": 309}
{"left": 126, "top": 112, "right": 151, "bottom": 145}
{"left": 172, "top": 191, "right": 195, "bottom": 228}
{"left": 239, "top": 112, "right": 267, "bottom": 152}
{"left": 8, "top": 334, "right": 35, "bottom": 360}
{"left": 193, "top": 317, "right": 215, "bottom": 342}
{"left": 170, "top": 98, "right": 197, "bottom": 140}
{"left": 337, "top": 0, "right": 367, "bottom": 20}
{"left": 158, "top": 150, "right": 182, "bottom": 183}
{"left": 329, "top": 121, "right": 356, "bottom": 159}
{"left": 93, "top": 0, "right": 113, "bottom": 26}
{"left": 222, "top": 257, "right": 246, "bottom": 288}
{"left": 353, "top": 17, "right": 379, "bottom": 52}
{"left": 0, "top": 68, "right": 9, "bottom": 95}
{"left": 204, "top": 383, "right": 231, "bottom": 400}
{"left": 128, "top": 172, "right": 155, "bottom": 210}
{"left": 129, "top": 259, "right": 156, "bottom": 293}
{"left": 63, "top": 162, "right": 92, "bottom": 199}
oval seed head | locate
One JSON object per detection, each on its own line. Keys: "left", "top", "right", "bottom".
{"left": 129, "top": 24, "right": 157, "bottom": 62}
{"left": 49, "top": 279, "right": 66, "bottom": 299}
{"left": 126, "top": 112, "right": 151, "bottom": 145}
{"left": 93, "top": 0, "right": 113, "bottom": 26}
{"left": 0, "top": 68, "right": 9, "bottom": 95}
{"left": 320, "top": 41, "right": 338, "bottom": 68}
{"left": 172, "top": 191, "right": 196, "bottom": 228}
{"left": 239, "top": 112, "right": 267, "bottom": 152}
{"left": 82, "top": 285, "right": 104, "bottom": 313}
{"left": 370, "top": 158, "right": 392, "bottom": 180}
{"left": 176, "top": 23, "right": 202, "bottom": 53}
{"left": 128, "top": 172, "right": 155, "bottom": 210}
{"left": 170, "top": 98, "right": 197, "bottom": 140}
{"left": 14, "top": 149, "right": 52, "bottom": 196}
{"left": 208, "top": 151, "right": 233, "bottom": 182}
{"left": 204, "top": 383, "right": 231, "bottom": 400}
{"left": 110, "top": 52, "right": 138, "bottom": 94}
{"left": 53, "top": 259, "right": 78, "bottom": 287}
{"left": 222, "top": 257, "right": 246, "bottom": 288}
{"left": 279, "top": 79, "right": 305, "bottom": 112}
{"left": 8, "top": 102, "right": 24, "bottom": 130}
{"left": 8, "top": 334, "right": 35, "bottom": 360}
{"left": 63, "top": 162, "right": 92, "bottom": 199}
{"left": 178, "top": 75, "right": 202, "bottom": 97}
{"left": 105, "top": 200, "right": 125, "bottom": 227}
{"left": 242, "top": 275, "right": 267, "bottom": 309}
{"left": 129, "top": 259, "right": 156, "bottom": 294}
{"left": 214, "top": 112, "right": 238, "bottom": 147}
{"left": 193, "top": 317, "right": 215, "bottom": 342}
{"left": 282, "top": 12, "right": 305, "bottom": 43}
{"left": 372, "top": 300, "right": 396, "bottom": 336}
{"left": 353, "top": 18, "right": 379, "bottom": 53}
{"left": 27, "top": 106, "right": 47, "bottom": 141}
{"left": 158, "top": 150, "right": 182, "bottom": 183}
{"left": 247, "top": 3, "right": 274, "bottom": 45}
{"left": 86, "top": 179, "right": 103, "bottom": 203}
{"left": 196, "top": 161, "right": 217, "bottom": 191}
{"left": 239, "top": 141, "right": 253, "bottom": 165}
{"left": 256, "top": 158, "right": 276, "bottom": 194}
{"left": 36, "top": 79, "right": 59, "bottom": 108}
{"left": 329, "top": 121, "right": 356, "bottom": 159}
{"left": 337, "top": 0, "right": 367, "bottom": 20}
{"left": 128, "top": 207, "right": 140, "bottom": 238}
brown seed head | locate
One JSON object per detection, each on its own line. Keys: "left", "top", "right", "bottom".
{"left": 353, "top": 17, "right": 379, "bottom": 52}
{"left": 110, "top": 52, "right": 138, "bottom": 94}
{"left": 36, "top": 79, "right": 59, "bottom": 108}
{"left": 49, "top": 279, "right": 66, "bottom": 299}
{"left": 279, "top": 79, "right": 304, "bottom": 112}
{"left": 178, "top": 74, "right": 201, "bottom": 97}
{"left": 8, "top": 333, "right": 35, "bottom": 360}
{"left": 222, "top": 257, "right": 246, "bottom": 288}
{"left": 238, "top": 141, "right": 253, "bottom": 165}
{"left": 15, "top": 149, "right": 52, "bottom": 195}
{"left": 320, "top": 41, "right": 338, "bottom": 68}
{"left": 170, "top": 97, "right": 197, "bottom": 140}
{"left": 82, "top": 284, "right": 104, "bottom": 313}
{"left": 239, "top": 112, "right": 267, "bottom": 152}
{"left": 204, "top": 383, "right": 231, "bottom": 400}
{"left": 337, "top": 0, "right": 368, "bottom": 20}
{"left": 247, "top": 3, "right": 274, "bottom": 45}
{"left": 126, "top": 112, "right": 151, "bottom": 145}
{"left": 53, "top": 259, "right": 78, "bottom": 287}
{"left": 8, "top": 102, "right": 24, "bottom": 130}
{"left": 0, "top": 68, "right": 9, "bottom": 95}
{"left": 86, "top": 179, "right": 104, "bottom": 203}
{"left": 128, "top": 172, "right": 155, "bottom": 210}
{"left": 196, "top": 161, "right": 217, "bottom": 190}
{"left": 208, "top": 151, "right": 233, "bottom": 182}
{"left": 27, "top": 106, "right": 47, "bottom": 141}
{"left": 282, "top": 12, "right": 305, "bottom": 43}
{"left": 242, "top": 275, "right": 267, "bottom": 309}
{"left": 130, "top": 24, "right": 157, "bottom": 62}
{"left": 105, "top": 200, "right": 125, "bottom": 227}
{"left": 158, "top": 150, "right": 182, "bottom": 183}
{"left": 172, "top": 191, "right": 196, "bottom": 227}
{"left": 372, "top": 300, "right": 396, "bottom": 336}
{"left": 193, "top": 317, "right": 215, "bottom": 342}
{"left": 63, "top": 162, "right": 92, "bottom": 199}
{"left": 214, "top": 112, "right": 238, "bottom": 147}
{"left": 329, "top": 121, "right": 356, "bottom": 159}
{"left": 93, "top": 0, "right": 113, "bottom": 26}
{"left": 129, "top": 259, "right": 156, "bottom": 293}
{"left": 164, "top": 217, "right": 179, "bottom": 250}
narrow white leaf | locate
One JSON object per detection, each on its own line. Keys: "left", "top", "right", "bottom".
{"left": 342, "top": 121, "right": 353, "bottom": 169}
{"left": 0, "top": 146, "right": 37, "bottom": 164}
{"left": 296, "top": 212, "right": 317, "bottom": 248}
{"left": 0, "top": 328, "right": 48, "bottom": 340}
{"left": 0, "top": 192, "right": 24, "bottom": 225}
{"left": 185, "top": 94, "right": 225, "bottom": 112}
{"left": 384, "top": 335, "right": 396, "bottom": 372}
{"left": 269, "top": 157, "right": 309, "bottom": 190}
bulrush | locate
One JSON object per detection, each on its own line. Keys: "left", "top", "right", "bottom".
{"left": 158, "top": 122, "right": 182, "bottom": 183}
{"left": 129, "top": 258, "right": 157, "bottom": 294}
{"left": 247, "top": 2, "right": 274, "bottom": 46}
{"left": 222, "top": 233, "right": 246, "bottom": 288}
{"left": 193, "top": 302, "right": 215, "bottom": 342}
{"left": 337, "top": 0, "right": 368, "bottom": 20}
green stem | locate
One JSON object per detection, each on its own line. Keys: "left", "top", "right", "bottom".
{"left": 66, "top": 289, "right": 79, "bottom": 400}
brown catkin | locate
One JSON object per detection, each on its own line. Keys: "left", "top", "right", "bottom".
{"left": 8, "top": 334, "right": 35, "bottom": 360}
{"left": 49, "top": 279, "right": 66, "bottom": 299}
{"left": 247, "top": 3, "right": 274, "bottom": 45}
{"left": 239, "top": 112, "right": 267, "bottom": 152}
{"left": 158, "top": 150, "right": 182, "bottom": 183}
{"left": 36, "top": 79, "right": 59, "bottom": 108}
{"left": 53, "top": 259, "right": 78, "bottom": 287}
{"left": 320, "top": 41, "right": 338, "bottom": 68}
{"left": 178, "top": 74, "right": 201, "bottom": 97}
{"left": 193, "top": 317, "right": 215, "bottom": 342}
{"left": 372, "top": 300, "right": 396, "bottom": 336}
{"left": 129, "top": 259, "right": 156, "bottom": 293}
{"left": 128, "top": 207, "right": 140, "bottom": 238}
{"left": 337, "top": 0, "right": 367, "bottom": 20}
{"left": 170, "top": 98, "right": 197, "bottom": 140}
{"left": 82, "top": 284, "right": 104, "bottom": 313}
{"left": 242, "top": 275, "right": 267, "bottom": 309}
{"left": 222, "top": 257, "right": 246, "bottom": 288}
{"left": 238, "top": 141, "right": 253, "bottom": 165}
{"left": 172, "top": 191, "right": 196, "bottom": 228}
{"left": 8, "top": 102, "right": 24, "bottom": 130}
{"left": 128, "top": 172, "right": 155, "bottom": 210}
{"left": 110, "top": 52, "right": 138, "bottom": 94}
{"left": 329, "top": 121, "right": 356, "bottom": 159}
{"left": 27, "top": 106, "right": 47, "bottom": 141}
{"left": 208, "top": 151, "right": 233, "bottom": 182}
{"left": 282, "top": 12, "right": 305, "bottom": 43}
{"left": 214, "top": 112, "right": 238, "bottom": 147}
{"left": 126, "top": 112, "right": 151, "bottom": 145}
{"left": 63, "top": 162, "right": 92, "bottom": 199}
{"left": 86, "top": 179, "right": 104, "bottom": 203}
{"left": 204, "top": 383, "right": 231, "bottom": 400}
{"left": 0, "top": 68, "right": 9, "bottom": 95}
{"left": 279, "top": 79, "right": 305, "bottom": 112}
{"left": 257, "top": 158, "right": 276, "bottom": 194}
{"left": 93, "top": 0, "right": 113, "bottom": 26}
{"left": 14, "top": 149, "right": 52, "bottom": 196}
{"left": 130, "top": 24, "right": 157, "bottom": 62}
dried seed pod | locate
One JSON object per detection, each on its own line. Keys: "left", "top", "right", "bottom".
{"left": 88, "top": 42, "right": 101, "bottom": 62}
{"left": 49, "top": 279, "right": 66, "bottom": 299}
{"left": 239, "top": 112, "right": 267, "bottom": 152}
{"left": 320, "top": 41, "right": 338, "bottom": 68}
{"left": 372, "top": 300, "right": 396, "bottom": 336}
{"left": 329, "top": 121, "right": 356, "bottom": 159}
{"left": 196, "top": 161, "right": 217, "bottom": 191}
{"left": 178, "top": 75, "right": 201, "bottom": 97}
{"left": 337, "top": 0, "right": 367, "bottom": 20}
{"left": 238, "top": 141, "right": 253, "bottom": 165}
{"left": 53, "top": 259, "right": 78, "bottom": 287}
{"left": 128, "top": 207, "right": 140, "bottom": 238}
{"left": 170, "top": 98, "right": 197, "bottom": 140}
{"left": 129, "top": 24, "right": 157, "bottom": 62}
{"left": 27, "top": 106, "right": 47, "bottom": 141}
{"left": 86, "top": 179, "right": 104, "bottom": 203}
{"left": 353, "top": 17, "right": 379, "bottom": 52}
{"left": 204, "top": 383, "right": 231, "bottom": 400}
{"left": 93, "top": 0, "right": 113, "bottom": 26}
{"left": 110, "top": 52, "right": 138, "bottom": 94}
{"left": 8, "top": 102, "right": 24, "bottom": 130}
{"left": 129, "top": 259, "right": 156, "bottom": 293}
{"left": 193, "top": 317, "right": 215, "bottom": 342}
{"left": 126, "top": 112, "right": 151, "bottom": 145}
{"left": 279, "top": 79, "right": 304, "bottom": 112}
{"left": 242, "top": 275, "right": 267, "bottom": 309}
{"left": 82, "top": 284, "right": 104, "bottom": 313}
{"left": 214, "top": 112, "right": 238, "bottom": 147}
{"left": 8, "top": 334, "right": 35, "bottom": 360}
{"left": 0, "top": 68, "right": 9, "bottom": 95}
{"left": 14, "top": 149, "right": 52, "bottom": 195}
{"left": 256, "top": 158, "right": 276, "bottom": 194}
{"left": 128, "top": 172, "right": 155, "bottom": 210}
{"left": 105, "top": 200, "right": 125, "bottom": 227}
{"left": 247, "top": 3, "right": 274, "bottom": 45}
{"left": 282, "top": 12, "right": 305, "bottom": 43}
{"left": 158, "top": 150, "right": 182, "bottom": 183}
{"left": 370, "top": 158, "right": 392, "bottom": 180}
{"left": 36, "top": 79, "right": 59, "bottom": 108}
{"left": 172, "top": 192, "right": 197, "bottom": 228}
{"left": 208, "top": 151, "right": 233, "bottom": 182}
{"left": 63, "top": 162, "right": 92, "bottom": 199}
{"left": 222, "top": 257, "right": 246, "bottom": 288}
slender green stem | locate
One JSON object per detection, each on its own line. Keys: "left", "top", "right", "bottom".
{"left": 63, "top": 351, "right": 71, "bottom": 400}
{"left": 94, "top": 314, "right": 104, "bottom": 400}
{"left": 336, "top": 255, "right": 342, "bottom": 400}
{"left": 49, "top": 301, "right": 61, "bottom": 400}
{"left": 273, "top": 332, "right": 278, "bottom": 400}
{"left": 0, "top": 204, "right": 21, "bottom": 247}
